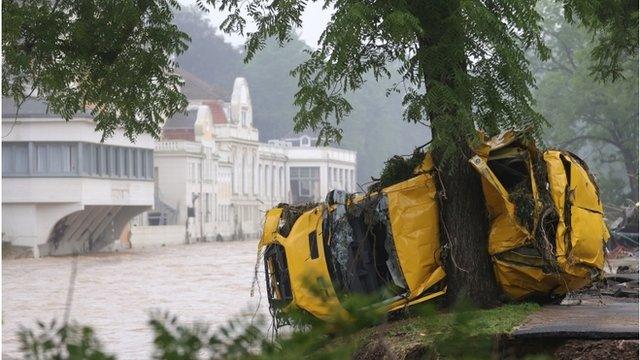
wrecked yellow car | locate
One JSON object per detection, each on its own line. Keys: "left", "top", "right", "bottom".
{"left": 259, "top": 163, "right": 446, "bottom": 324}
{"left": 471, "top": 132, "right": 609, "bottom": 301}
{"left": 260, "top": 131, "right": 609, "bottom": 323}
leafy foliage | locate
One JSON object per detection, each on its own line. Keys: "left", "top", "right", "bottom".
{"left": 375, "top": 147, "right": 426, "bottom": 190}
{"left": 562, "top": 0, "right": 638, "bottom": 81}
{"left": 149, "top": 311, "right": 265, "bottom": 359}
{"left": 2, "top": 0, "right": 189, "bottom": 140}
{"left": 194, "top": 0, "right": 636, "bottom": 163}
{"left": 18, "top": 320, "right": 115, "bottom": 360}
{"left": 202, "top": 0, "right": 552, "bottom": 162}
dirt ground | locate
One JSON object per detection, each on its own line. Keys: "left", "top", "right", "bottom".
{"left": 503, "top": 337, "right": 639, "bottom": 359}
{"left": 553, "top": 339, "right": 638, "bottom": 360}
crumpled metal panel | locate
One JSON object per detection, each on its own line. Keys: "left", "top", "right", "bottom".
{"left": 383, "top": 173, "right": 445, "bottom": 298}
{"left": 544, "top": 151, "right": 609, "bottom": 276}
{"left": 493, "top": 259, "right": 591, "bottom": 300}
{"left": 259, "top": 206, "right": 347, "bottom": 321}
{"left": 471, "top": 134, "right": 609, "bottom": 300}
{"left": 259, "top": 208, "right": 283, "bottom": 247}
{"left": 470, "top": 156, "right": 530, "bottom": 255}
{"left": 277, "top": 205, "right": 348, "bottom": 321}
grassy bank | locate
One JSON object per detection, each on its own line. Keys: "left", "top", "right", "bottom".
{"left": 329, "top": 302, "right": 540, "bottom": 359}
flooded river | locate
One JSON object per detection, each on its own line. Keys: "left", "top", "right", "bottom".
{"left": 2, "top": 241, "right": 268, "bottom": 359}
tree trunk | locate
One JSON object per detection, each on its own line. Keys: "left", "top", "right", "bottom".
{"left": 621, "top": 148, "right": 639, "bottom": 202}
{"left": 432, "top": 143, "right": 501, "bottom": 308}
{"left": 412, "top": 0, "right": 500, "bottom": 308}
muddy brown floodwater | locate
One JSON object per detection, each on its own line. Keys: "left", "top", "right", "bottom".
{"left": 2, "top": 241, "right": 268, "bottom": 359}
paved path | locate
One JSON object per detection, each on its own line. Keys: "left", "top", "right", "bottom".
{"left": 512, "top": 298, "right": 639, "bottom": 339}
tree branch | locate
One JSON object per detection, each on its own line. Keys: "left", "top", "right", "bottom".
{"left": 557, "top": 134, "right": 623, "bottom": 151}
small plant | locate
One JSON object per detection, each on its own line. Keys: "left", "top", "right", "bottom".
{"left": 19, "top": 320, "right": 115, "bottom": 360}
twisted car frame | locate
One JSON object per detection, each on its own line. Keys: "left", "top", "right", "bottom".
{"left": 259, "top": 131, "right": 609, "bottom": 323}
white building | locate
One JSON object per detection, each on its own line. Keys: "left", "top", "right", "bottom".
{"left": 276, "top": 135, "right": 357, "bottom": 203}
{"left": 132, "top": 77, "right": 357, "bottom": 245}
{"left": 2, "top": 98, "right": 155, "bottom": 256}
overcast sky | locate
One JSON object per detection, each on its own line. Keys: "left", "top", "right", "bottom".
{"left": 180, "top": 1, "right": 332, "bottom": 48}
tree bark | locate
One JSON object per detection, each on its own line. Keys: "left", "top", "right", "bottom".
{"left": 411, "top": 0, "right": 500, "bottom": 308}
{"left": 432, "top": 143, "right": 500, "bottom": 308}
{"left": 621, "top": 148, "right": 639, "bottom": 202}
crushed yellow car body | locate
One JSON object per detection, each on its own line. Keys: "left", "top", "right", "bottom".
{"left": 470, "top": 132, "right": 609, "bottom": 300}
{"left": 260, "top": 130, "right": 609, "bottom": 323}
{"left": 259, "top": 162, "right": 446, "bottom": 323}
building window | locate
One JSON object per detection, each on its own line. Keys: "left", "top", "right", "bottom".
{"left": 120, "top": 148, "right": 128, "bottom": 177}
{"left": 2, "top": 142, "right": 28, "bottom": 174}
{"left": 2, "top": 141, "right": 152, "bottom": 180}
{"left": 289, "top": 167, "right": 320, "bottom": 204}
{"left": 32, "top": 143, "right": 77, "bottom": 174}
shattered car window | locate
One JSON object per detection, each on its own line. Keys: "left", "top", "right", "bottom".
{"left": 324, "top": 190, "right": 408, "bottom": 301}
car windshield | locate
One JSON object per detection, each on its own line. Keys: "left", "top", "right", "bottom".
{"left": 323, "top": 193, "right": 407, "bottom": 301}
{"left": 263, "top": 244, "right": 293, "bottom": 307}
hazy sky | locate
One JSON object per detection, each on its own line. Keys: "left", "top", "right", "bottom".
{"left": 180, "top": 1, "right": 333, "bottom": 48}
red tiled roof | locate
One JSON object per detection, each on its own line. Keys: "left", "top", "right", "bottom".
{"left": 202, "top": 100, "right": 228, "bottom": 124}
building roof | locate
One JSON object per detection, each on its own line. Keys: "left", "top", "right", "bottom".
{"left": 162, "top": 108, "right": 199, "bottom": 129}
{"left": 202, "top": 100, "right": 229, "bottom": 124}
{"left": 2, "top": 97, "right": 92, "bottom": 119}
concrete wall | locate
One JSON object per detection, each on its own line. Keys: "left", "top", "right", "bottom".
{"left": 3, "top": 178, "right": 154, "bottom": 206}
{"left": 129, "top": 225, "right": 186, "bottom": 248}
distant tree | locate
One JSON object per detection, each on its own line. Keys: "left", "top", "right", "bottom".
{"left": 2, "top": 0, "right": 189, "bottom": 139}
{"left": 205, "top": 0, "right": 638, "bottom": 307}
{"left": 243, "top": 37, "right": 310, "bottom": 139}
{"left": 532, "top": 1, "right": 639, "bottom": 204}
